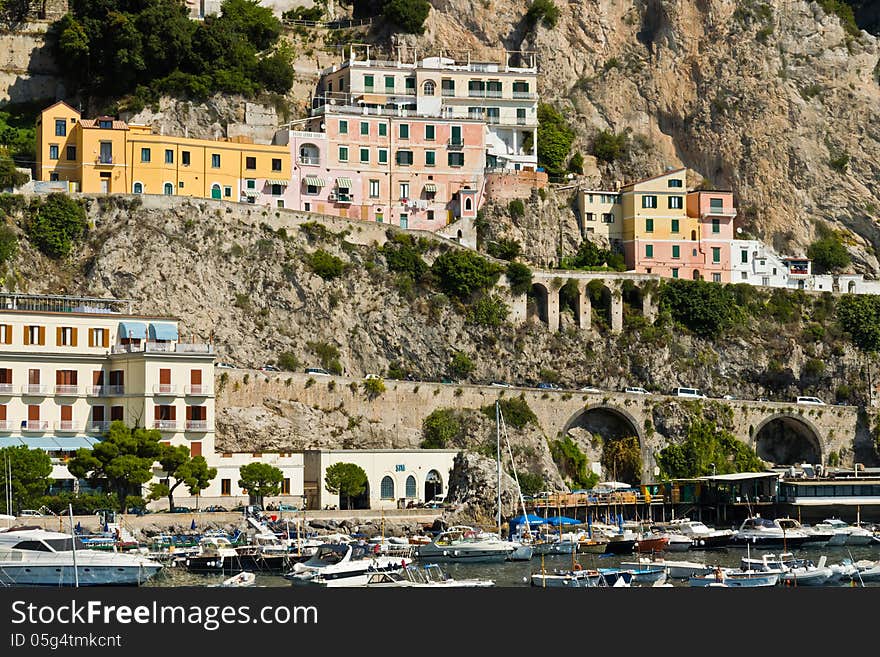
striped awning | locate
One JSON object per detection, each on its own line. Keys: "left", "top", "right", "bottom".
{"left": 266, "top": 179, "right": 288, "bottom": 186}
{"left": 241, "top": 190, "right": 259, "bottom": 198}
{"left": 304, "top": 175, "right": 325, "bottom": 187}
{"left": 336, "top": 177, "right": 353, "bottom": 189}
{"left": 424, "top": 183, "right": 437, "bottom": 193}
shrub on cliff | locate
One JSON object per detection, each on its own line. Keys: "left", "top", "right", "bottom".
{"left": 591, "top": 130, "right": 628, "bottom": 164}
{"left": 421, "top": 409, "right": 463, "bottom": 448}
{"left": 837, "top": 294, "right": 880, "bottom": 351}
{"left": 549, "top": 436, "right": 597, "bottom": 490}
{"left": 25, "top": 194, "right": 87, "bottom": 258}
{"left": 381, "top": 233, "right": 429, "bottom": 281}
{"left": 656, "top": 418, "right": 765, "bottom": 480}
{"left": 306, "top": 249, "right": 346, "bottom": 280}
{"left": 481, "top": 397, "right": 538, "bottom": 430}
{"left": 381, "top": 0, "right": 431, "bottom": 34}
{"left": 467, "top": 294, "right": 509, "bottom": 327}
{"left": 659, "top": 279, "right": 742, "bottom": 338}
{"left": 807, "top": 235, "right": 850, "bottom": 273}
{"left": 536, "top": 103, "right": 574, "bottom": 178}
{"left": 525, "top": 0, "right": 560, "bottom": 28}
{"left": 448, "top": 351, "right": 475, "bottom": 380}
{"left": 487, "top": 238, "right": 522, "bottom": 261}
{"left": 506, "top": 261, "right": 533, "bottom": 295}
{"left": 431, "top": 249, "right": 503, "bottom": 300}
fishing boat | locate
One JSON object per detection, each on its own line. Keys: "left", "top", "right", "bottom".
{"left": 530, "top": 566, "right": 603, "bottom": 588}
{"left": 779, "top": 556, "right": 833, "bottom": 586}
{"left": 184, "top": 535, "right": 289, "bottom": 574}
{"left": 635, "top": 533, "right": 669, "bottom": 554}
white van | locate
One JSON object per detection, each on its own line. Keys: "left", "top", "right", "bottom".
{"left": 796, "top": 396, "right": 825, "bottom": 405}
{"left": 672, "top": 387, "right": 706, "bottom": 399}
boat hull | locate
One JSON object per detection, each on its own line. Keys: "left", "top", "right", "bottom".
{"left": 506, "top": 545, "right": 534, "bottom": 561}
{"left": 603, "top": 539, "right": 636, "bottom": 555}
{"left": 416, "top": 547, "right": 512, "bottom": 564}
{"left": 530, "top": 571, "right": 601, "bottom": 588}
{"left": 728, "top": 535, "right": 810, "bottom": 550}
{"left": 687, "top": 534, "right": 732, "bottom": 550}
{"left": 690, "top": 572, "right": 779, "bottom": 587}
{"left": 185, "top": 554, "right": 289, "bottom": 574}
{"left": 0, "top": 564, "right": 163, "bottom": 586}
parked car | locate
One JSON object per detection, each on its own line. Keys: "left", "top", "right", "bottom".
{"left": 796, "top": 396, "right": 825, "bottom": 405}
{"left": 624, "top": 387, "right": 649, "bottom": 395}
{"left": 490, "top": 381, "right": 513, "bottom": 388}
{"left": 203, "top": 505, "right": 228, "bottom": 513}
{"left": 169, "top": 506, "right": 194, "bottom": 513}
{"left": 672, "top": 387, "right": 706, "bottom": 399}
{"left": 215, "top": 362, "right": 236, "bottom": 369}
{"left": 305, "top": 367, "right": 332, "bottom": 376}
{"left": 757, "top": 397, "right": 770, "bottom": 402}
{"left": 425, "top": 494, "right": 447, "bottom": 509}
{"left": 19, "top": 509, "right": 43, "bottom": 517}
{"left": 580, "top": 386, "right": 602, "bottom": 393}
{"left": 364, "top": 374, "right": 382, "bottom": 381}
{"left": 278, "top": 504, "right": 299, "bottom": 512}
{"left": 260, "top": 365, "right": 280, "bottom": 372}
{"left": 722, "top": 394, "right": 737, "bottom": 400}
{"left": 537, "top": 382, "right": 561, "bottom": 390}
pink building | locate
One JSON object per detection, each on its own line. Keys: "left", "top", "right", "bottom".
{"left": 687, "top": 190, "right": 736, "bottom": 283}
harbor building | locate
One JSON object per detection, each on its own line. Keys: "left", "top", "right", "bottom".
{"left": 303, "top": 449, "right": 459, "bottom": 510}
{"left": 0, "top": 293, "right": 302, "bottom": 503}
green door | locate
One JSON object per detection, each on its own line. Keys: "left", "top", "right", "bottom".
{"left": 211, "top": 185, "right": 221, "bottom": 200}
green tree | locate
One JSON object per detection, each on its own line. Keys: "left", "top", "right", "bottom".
{"left": 381, "top": 0, "right": 431, "bottom": 34}
{"left": 601, "top": 436, "right": 642, "bottom": 484}
{"left": 656, "top": 418, "right": 765, "bottom": 480}
{"left": 421, "top": 409, "right": 463, "bottom": 448}
{"left": 549, "top": 436, "right": 597, "bottom": 489}
{"left": 487, "top": 238, "right": 521, "bottom": 261}
{"left": 466, "top": 294, "right": 509, "bottom": 327}
{"left": 506, "top": 261, "right": 533, "bottom": 295}
{"left": 591, "top": 130, "right": 628, "bottom": 164}
{"left": 537, "top": 103, "right": 575, "bottom": 177}
{"left": 448, "top": 351, "right": 475, "bottom": 380}
{"left": 306, "top": 248, "right": 346, "bottom": 280}
{"left": 807, "top": 236, "right": 851, "bottom": 273}
{"left": 838, "top": 294, "right": 880, "bottom": 351}
{"left": 481, "top": 397, "right": 538, "bottom": 429}
{"left": 26, "top": 193, "right": 88, "bottom": 258}
{"left": 508, "top": 199, "right": 525, "bottom": 219}
{"left": 431, "top": 249, "right": 503, "bottom": 300}
{"left": 0, "top": 153, "right": 28, "bottom": 190}
{"left": 525, "top": 0, "right": 560, "bottom": 28}
{"left": 238, "top": 462, "right": 284, "bottom": 507}
{"left": 323, "top": 462, "right": 368, "bottom": 509}
{"left": 568, "top": 151, "right": 584, "bottom": 174}
{"left": 67, "top": 421, "right": 163, "bottom": 512}
{"left": 148, "top": 444, "right": 216, "bottom": 511}
{"left": 381, "top": 233, "right": 428, "bottom": 280}
{"left": 0, "top": 446, "right": 52, "bottom": 510}
{"left": 0, "top": 224, "right": 17, "bottom": 265}
{"left": 659, "top": 279, "right": 742, "bottom": 338}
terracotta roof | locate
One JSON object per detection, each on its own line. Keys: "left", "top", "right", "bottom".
{"left": 621, "top": 167, "right": 687, "bottom": 189}
{"left": 80, "top": 118, "right": 128, "bottom": 129}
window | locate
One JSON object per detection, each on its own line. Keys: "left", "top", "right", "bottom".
{"left": 99, "top": 119, "right": 112, "bottom": 129}
{"left": 427, "top": 210, "right": 434, "bottom": 221}
{"left": 602, "top": 213, "right": 614, "bottom": 223}
{"left": 282, "top": 478, "right": 291, "bottom": 495}
{"left": 451, "top": 125, "right": 462, "bottom": 145}
{"left": 369, "top": 180, "right": 380, "bottom": 198}
{"left": 338, "top": 146, "right": 349, "bottom": 162}
{"left": 668, "top": 196, "right": 683, "bottom": 209}
{"left": 645, "top": 218, "right": 654, "bottom": 233}
{"left": 425, "top": 150, "right": 435, "bottom": 166}
{"left": 396, "top": 150, "right": 413, "bottom": 166}
{"left": 406, "top": 475, "right": 416, "bottom": 498}
{"left": 381, "top": 476, "right": 394, "bottom": 499}
{"left": 512, "top": 81, "right": 529, "bottom": 95}
{"left": 399, "top": 124, "right": 409, "bottom": 139}
{"left": 246, "top": 179, "right": 255, "bottom": 190}
{"left": 486, "top": 107, "right": 500, "bottom": 124}
{"left": 245, "top": 156, "right": 256, "bottom": 170}
{"left": 224, "top": 186, "right": 232, "bottom": 197}
{"left": 364, "top": 74, "right": 374, "bottom": 89}
{"left": 645, "top": 244, "right": 653, "bottom": 258}
{"left": 399, "top": 214, "right": 408, "bottom": 229}
{"left": 141, "top": 148, "right": 151, "bottom": 163}
{"left": 272, "top": 158, "right": 282, "bottom": 171}
{"left": 306, "top": 184, "right": 318, "bottom": 195}
{"left": 66, "top": 145, "right": 76, "bottom": 161}
{"left": 271, "top": 184, "right": 283, "bottom": 196}
{"left": 378, "top": 149, "right": 388, "bottom": 164}
{"left": 49, "top": 144, "right": 59, "bottom": 160}
{"left": 378, "top": 123, "right": 387, "bottom": 137}
{"left": 712, "top": 247, "right": 721, "bottom": 263}
{"left": 54, "top": 119, "right": 66, "bottom": 136}
{"left": 668, "top": 178, "right": 683, "bottom": 188}
{"left": 642, "top": 195, "right": 657, "bottom": 208}
{"left": 164, "top": 149, "right": 173, "bottom": 164}
{"left": 89, "top": 328, "right": 108, "bottom": 348}
{"left": 712, "top": 273, "right": 722, "bottom": 283}
{"left": 399, "top": 182, "right": 409, "bottom": 199}
{"left": 741, "top": 272, "right": 748, "bottom": 280}
{"left": 423, "top": 80, "right": 435, "bottom": 95}
{"left": 448, "top": 152, "right": 464, "bottom": 167}
{"left": 671, "top": 218, "right": 679, "bottom": 233}
{"left": 672, "top": 268, "right": 679, "bottom": 279}
{"left": 405, "top": 77, "right": 415, "bottom": 92}
{"left": 57, "top": 326, "right": 76, "bottom": 346}
{"left": 182, "top": 151, "right": 190, "bottom": 166}
{"left": 360, "top": 147, "right": 369, "bottom": 163}
{"left": 441, "top": 79, "right": 455, "bottom": 95}
{"left": 712, "top": 218, "right": 720, "bottom": 233}
{"left": 221, "top": 479, "right": 231, "bottom": 496}
{"left": 710, "top": 197, "right": 724, "bottom": 211}
{"left": 425, "top": 124, "right": 435, "bottom": 140}
{"left": 360, "top": 121, "right": 369, "bottom": 136}
{"left": 49, "top": 173, "right": 59, "bottom": 181}
{"left": 741, "top": 250, "right": 748, "bottom": 264}
{"left": 211, "top": 153, "right": 220, "bottom": 168}
{"left": 586, "top": 212, "right": 595, "bottom": 222}
{"left": 672, "top": 245, "right": 680, "bottom": 259}
{"left": 384, "top": 76, "right": 394, "bottom": 91}
{"left": 339, "top": 120, "right": 348, "bottom": 134}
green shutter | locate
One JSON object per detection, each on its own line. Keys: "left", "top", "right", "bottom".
{"left": 425, "top": 151, "right": 435, "bottom": 166}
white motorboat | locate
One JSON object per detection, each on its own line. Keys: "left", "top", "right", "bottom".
{"left": 624, "top": 558, "right": 714, "bottom": 580}
{"left": 819, "top": 519, "right": 874, "bottom": 546}
{"left": 415, "top": 526, "right": 514, "bottom": 563}
{"left": 0, "top": 527, "right": 162, "bottom": 586}
{"left": 366, "top": 563, "right": 494, "bottom": 587}
{"left": 285, "top": 543, "right": 410, "bottom": 587}
{"left": 777, "top": 518, "right": 832, "bottom": 547}
{"left": 663, "top": 532, "right": 694, "bottom": 552}
{"left": 779, "top": 556, "right": 833, "bottom": 586}
{"left": 729, "top": 516, "right": 810, "bottom": 549}
{"left": 216, "top": 571, "right": 256, "bottom": 587}
{"left": 668, "top": 519, "right": 734, "bottom": 549}
{"left": 689, "top": 567, "right": 779, "bottom": 587}
{"left": 853, "top": 560, "right": 880, "bottom": 582}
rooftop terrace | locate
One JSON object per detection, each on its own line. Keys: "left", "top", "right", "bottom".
{"left": 0, "top": 294, "right": 135, "bottom": 315}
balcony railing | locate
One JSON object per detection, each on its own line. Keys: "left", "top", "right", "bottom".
{"left": 0, "top": 383, "right": 12, "bottom": 395}
{"left": 22, "top": 384, "right": 49, "bottom": 396}
{"left": 186, "top": 420, "right": 209, "bottom": 431}
{"left": 0, "top": 421, "right": 13, "bottom": 431}
{"left": 54, "top": 385, "right": 80, "bottom": 396}
{"left": 516, "top": 117, "right": 528, "bottom": 125}
{"left": 154, "top": 420, "right": 178, "bottom": 431}
{"left": 175, "top": 343, "right": 214, "bottom": 354}
{"left": 706, "top": 207, "right": 737, "bottom": 216}
{"left": 23, "top": 420, "right": 49, "bottom": 432}
{"left": 96, "top": 155, "right": 113, "bottom": 165}
{"left": 447, "top": 139, "right": 464, "bottom": 149}
{"left": 185, "top": 385, "right": 211, "bottom": 396}
{"left": 153, "top": 384, "right": 177, "bottom": 395}
{"left": 512, "top": 91, "right": 536, "bottom": 100}
{"left": 88, "top": 421, "right": 110, "bottom": 434}
{"left": 336, "top": 193, "right": 353, "bottom": 204}
{"left": 111, "top": 343, "right": 214, "bottom": 355}
{"left": 298, "top": 156, "right": 320, "bottom": 166}
{"left": 145, "top": 341, "right": 174, "bottom": 352}
{"left": 56, "top": 421, "right": 76, "bottom": 432}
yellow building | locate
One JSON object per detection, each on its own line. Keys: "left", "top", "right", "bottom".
{"left": 577, "top": 189, "right": 623, "bottom": 241}
{"left": 36, "top": 102, "right": 292, "bottom": 202}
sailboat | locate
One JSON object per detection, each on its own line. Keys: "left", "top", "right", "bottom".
{"left": 496, "top": 401, "right": 535, "bottom": 562}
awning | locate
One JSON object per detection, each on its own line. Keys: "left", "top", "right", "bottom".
{"left": 304, "top": 175, "right": 325, "bottom": 187}
{"left": 148, "top": 323, "right": 179, "bottom": 341}
{"left": 0, "top": 437, "right": 22, "bottom": 448}
{"left": 52, "top": 436, "right": 98, "bottom": 451}
{"left": 118, "top": 321, "right": 147, "bottom": 339}
{"left": 241, "top": 190, "right": 259, "bottom": 199}
{"left": 18, "top": 436, "right": 61, "bottom": 450}
{"left": 336, "top": 177, "right": 353, "bottom": 189}
{"left": 357, "top": 94, "right": 387, "bottom": 104}
{"left": 266, "top": 179, "right": 288, "bottom": 186}
{"left": 423, "top": 183, "right": 437, "bottom": 193}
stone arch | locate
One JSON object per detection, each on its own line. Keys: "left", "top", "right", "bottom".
{"left": 753, "top": 413, "right": 823, "bottom": 467}
{"left": 563, "top": 405, "right": 645, "bottom": 484}
{"left": 425, "top": 469, "right": 443, "bottom": 500}
{"left": 559, "top": 279, "right": 589, "bottom": 329}
{"left": 528, "top": 282, "right": 550, "bottom": 325}
{"left": 586, "top": 280, "right": 613, "bottom": 329}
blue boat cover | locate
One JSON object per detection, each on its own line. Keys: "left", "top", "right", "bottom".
{"left": 118, "top": 321, "right": 147, "bottom": 339}
{"left": 148, "top": 323, "right": 178, "bottom": 340}
{"left": 545, "top": 515, "right": 582, "bottom": 526}
{"left": 508, "top": 513, "right": 548, "bottom": 527}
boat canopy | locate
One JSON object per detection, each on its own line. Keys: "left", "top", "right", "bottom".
{"left": 545, "top": 515, "right": 581, "bottom": 526}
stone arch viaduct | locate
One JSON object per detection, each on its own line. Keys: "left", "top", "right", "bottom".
{"left": 219, "top": 372, "right": 861, "bottom": 483}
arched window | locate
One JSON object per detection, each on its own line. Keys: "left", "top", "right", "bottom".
{"left": 211, "top": 184, "right": 221, "bottom": 200}
{"left": 299, "top": 144, "right": 320, "bottom": 165}
{"left": 465, "top": 197, "right": 472, "bottom": 211}
{"left": 133, "top": 182, "right": 143, "bottom": 194}
{"left": 380, "top": 476, "right": 395, "bottom": 499}
{"left": 692, "top": 270, "right": 701, "bottom": 280}
{"left": 163, "top": 182, "right": 173, "bottom": 195}
{"left": 423, "top": 80, "right": 435, "bottom": 96}
{"left": 691, "top": 230, "right": 697, "bottom": 241}
{"left": 405, "top": 475, "right": 416, "bottom": 498}
{"left": 848, "top": 281, "right": 856, "bottom": 293}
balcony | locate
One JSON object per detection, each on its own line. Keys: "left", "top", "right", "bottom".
{"left": 56, "top": 421, "right": 76, "bottom": 433}
{"left": 111, "top": 343, "right": 214, "bottom": 355}
{"left": 186, "top": 420, "right": 209, "bottom": 432}
{"left": 88, "top": 421, "right": 110, "bottom": 434}
{"left": 512, "top": 91, "right": 537, "bottom": 100}
{"left": 516, "top": 117, "right": 528, "bottom": 126}
{"left": 441, "top": 89, "right": 456, "bottom": 97}
{"left": 706, "top": 207, "right": 737, "bottom": 217}
{"left": 298, "top": 156, "right": 320, "bottom": 166}
{"left": 335, "top": 193, "right": 353, "bottom": 204}
{"left": 0, "top": 421, "right": 13, "bottom": 431}
{"left": 0, "top": 384, "right": 12, "bottom": 395}
{"left": 185, "top": 385, "right": 211, "bottom": 396}
{"left": 447, "top": 139, "right": 465, "bottom": 150}
{"left": 88, "top": 385, "right": 124, "bottom": 396}
{"left": 54, "top": 385, "right": 80, "bottom": 396}
{"left": 22, "top": 384, "right": 49, "bottom": 396}
{"left": 153, "top": 384, "right": 177, "bottom": 395}
{"left": 95, "top": 155, "right": 113, "bottom": 165}
{"left": 154, "top": 420, "right": 178, "bottom": 431}
{"left": 23, "top": 420, "right": 49, "bottom": 432}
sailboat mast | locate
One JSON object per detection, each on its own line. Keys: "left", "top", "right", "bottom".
{"left": 68, "top": 503, "right": 79, "bottom": 588}
{"left": 496, "top": 400, "right": 502, "bottom": 536}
